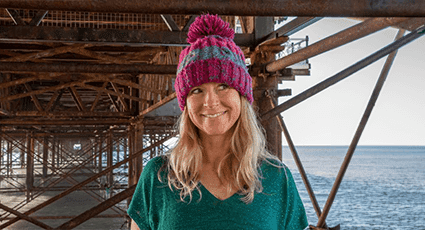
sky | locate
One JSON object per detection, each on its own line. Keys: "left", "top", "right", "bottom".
{"left": 278, "top": 18, "right": 425, "bottom": 146}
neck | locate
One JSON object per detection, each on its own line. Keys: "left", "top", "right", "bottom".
{"left": 199, "top": 132, "right": 232, "bottom": 170}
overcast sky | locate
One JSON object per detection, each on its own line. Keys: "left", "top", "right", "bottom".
{"left": 278, "top": 18, "right": 425, "bottom": 146}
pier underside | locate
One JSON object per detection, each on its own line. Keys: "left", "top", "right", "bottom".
{"left": 0, "top": 1, "right": 424, "bottom": 229}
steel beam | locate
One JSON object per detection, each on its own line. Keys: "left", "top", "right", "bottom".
{"left": 0, "top": 134, "right": 174, "bottom": 229}
{"left": 261, "top": 25, "right": 425, "bottom": 121}
{"left": 0, "top": 62, "right": 177, "bottom": 74}
{"left": 316, "top": 29, "right": 406, "bottom": 228}
{"left": 266, "top": 17, "right": 409, "bottom": 72}
{"left": 0, "top": 203, "right": 53, "bottom": 230}
{"left": 0, "top": 119, "right": 130, "bottom": 126}
{"left": 0, "top": 26, "right": 254, "bottom": 47}
{"left": 1, "top": 0, "right": 425, "bottom": 16}
{"left": 54, "top": 185, "right": 136, "bottom": 229}
{"left": 266, "top": 17, "right": 323, "bottom": 40}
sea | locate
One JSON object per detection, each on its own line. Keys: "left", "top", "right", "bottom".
{"left": 281, "top": 145, "right": 425, "bottom": 230}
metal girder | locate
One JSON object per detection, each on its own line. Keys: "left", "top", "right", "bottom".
{"left": 0, "top": 62, "right": 177, "bottom": 74}
{"left": 316, "top": 29, "right": 406, "bottom": 228}
{"left": 161, "top": 15, "right": 180, "bottom": 31}
{"left": 0, "top": 135, "right": 174, "bottom": 229}
{"left": 266, "top": 17, "right": 410, "bottom": 72}
{"left": 28, "top": 10, "right": 48, "bottom": 26}
{"left": 267, "top": 17, "right": 323, "bottom": 40}
{"left": 0, "top": 26, "right": 254, "bottom": 47}
{"left": 0, "top": 119, "right": 130, "bottom": 125}
{"left": 54, "top": 185, "right": 136, "bottom": 229}
{"left": 6, "top": 9, "right": 27, "bottom": 26}
{"left": 1, "top": 0, "right": 424, "bottom": 16}
{"left": 261, "top": 25, "right": 425, "bottom": 121}
{"left": 0, "top": 203, "right": 53, "bottom": 229}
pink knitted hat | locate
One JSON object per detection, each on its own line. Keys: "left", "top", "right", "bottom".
{"left": 175, "top": 14, "right": 253, "bottom": 111}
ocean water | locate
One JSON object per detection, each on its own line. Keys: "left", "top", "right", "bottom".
{"left": 282, "top": 146, "right": 425, "bottom": 230}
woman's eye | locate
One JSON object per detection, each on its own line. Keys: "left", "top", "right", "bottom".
{"left": 218, "top": 84, "right": 229, "bottom": 90}
{"left": 190, "top": 88, "right": 201, "bottom": 94}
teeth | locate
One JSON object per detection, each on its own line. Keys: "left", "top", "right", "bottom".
{"left": 204, "top": 112, "right": 225, "bottom": 118}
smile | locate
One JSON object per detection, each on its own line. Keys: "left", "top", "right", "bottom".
{"left": 202, "top": 111, "right": 226, "bottom": 118}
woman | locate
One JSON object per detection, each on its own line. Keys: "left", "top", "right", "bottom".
{"left": 128, "top": 14, "right": 308, "bottom": 230}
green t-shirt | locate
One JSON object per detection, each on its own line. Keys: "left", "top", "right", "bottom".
{"left": 128, "top": 156, "right": 308, "bottom": 230}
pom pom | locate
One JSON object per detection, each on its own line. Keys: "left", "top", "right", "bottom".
{"left": 187, "top": 14, "right": 235, "bottom": 44}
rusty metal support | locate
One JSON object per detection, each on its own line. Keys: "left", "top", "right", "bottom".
{"left": 0, "top": 118, "right": 131, "bottom": 126}
{"left": 0, "top": 62, "right": 177, "bottom": 75}
{"left": 0, "top": 26, "right": 254, "bottom": 47}
{"left": 107, "top": 130, "right": 113, "bottom": 187}
{"left": 28, "top": 10, "right": 48, "bottom": 26}
{"left": 5, "top": 9, "right": 27, "bottom": 26}
{"left": 161, "top": 15, "right": 180, "bottom": 31}
{"left": 1, "top": 0, "right": 425, "bottom": 16}
{"left": 54, "top": 184, "right": 136, "bottom": 230}
{"left": 316, "top": 29, "right": 406, "bottom": 228}
{"left": 138, "top": 92, "right": 176, "bottom": 116}
{"left": 261, "top": 25, "right": 425, "bottom": 121}
{"left": 0, "top": 134, "right": 174, "bottom": 229}
{"left": 266, "top": 17, "right": 409, "bottom": 72}
{"left": 265, "top": 17, "right": 322, "bottom": 41}
{"left": 42, "top": 136, "right": 48, "bottom": 177}
{"left": 0, "top": 203, "right": 53, "bottom": 229}
{"left": 268, "top": 96, "right": 325, "bottom": 223}
{"left": 25, "top": 132, "right": 34, "bottom": 201}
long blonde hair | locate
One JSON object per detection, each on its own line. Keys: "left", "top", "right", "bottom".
{"left": 159, "top": 96, "right": 281, "bottom": 204}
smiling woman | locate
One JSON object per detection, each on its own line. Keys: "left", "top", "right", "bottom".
{"left": 127, "top": 14, "right": 308, "bottom": 230}
{"left": 187, "top": 82, "right": 241, "bottom": 138}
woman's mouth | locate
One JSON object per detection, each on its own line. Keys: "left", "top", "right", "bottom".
{"left": 202, "top": 111, "right": 226, "bottom": 118}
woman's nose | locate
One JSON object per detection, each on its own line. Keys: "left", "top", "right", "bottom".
{"left": 203, "top": 89, "right": 220, "bottom": 108}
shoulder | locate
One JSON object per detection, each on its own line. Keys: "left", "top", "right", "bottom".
{"left": 260, "top": 158, "right": 288, "bottom": 173}
{"left": 140, "top": 155, "right": 168, "bottom": 181}
{"left": 259, "top": 157, "right": 293, "bottom": 183}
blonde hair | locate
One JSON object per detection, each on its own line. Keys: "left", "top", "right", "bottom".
{"left": 159, "top": 96, "right": 281, "bottom": 204}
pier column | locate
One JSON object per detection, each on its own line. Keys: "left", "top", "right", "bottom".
{"left": 20, "top": 138, "right": 25, "bottom": 168}
{"left": 0, "top": 134, "right": 3, "bottom": 174}
{"left": 43, "top": 136, "right": 48, "bottom": 178}
{"left": 252, "top": 16, "right": 282, "bottom": 159}
{"left": 129, "top": 121, "right": 144, "bottom": 186}
{"left": 98, "top": 136, "right": 103, "bottom": 173}
{"left": 26, "top": 132, "right": 34, "bottom": 201}
{"left": 52, "top": 137, "right": 56, "bottom": 170}
{"left": 7, "top": 141, "right": 11, "bottom": 177}
{"left": 107, "top": 130, "right": 113, "bottom": 187}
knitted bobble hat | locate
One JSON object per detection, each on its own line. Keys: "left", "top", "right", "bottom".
{"left": 175, "top": 14, "right": 253, "bottom": 111}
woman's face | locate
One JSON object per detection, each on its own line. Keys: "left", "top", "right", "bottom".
{"left": 186, "top": 82, "right": 241, "bottom": 138}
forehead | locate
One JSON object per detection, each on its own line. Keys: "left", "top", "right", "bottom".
{"left": 195, "top": 82, "right": 223, "bottom": 88}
